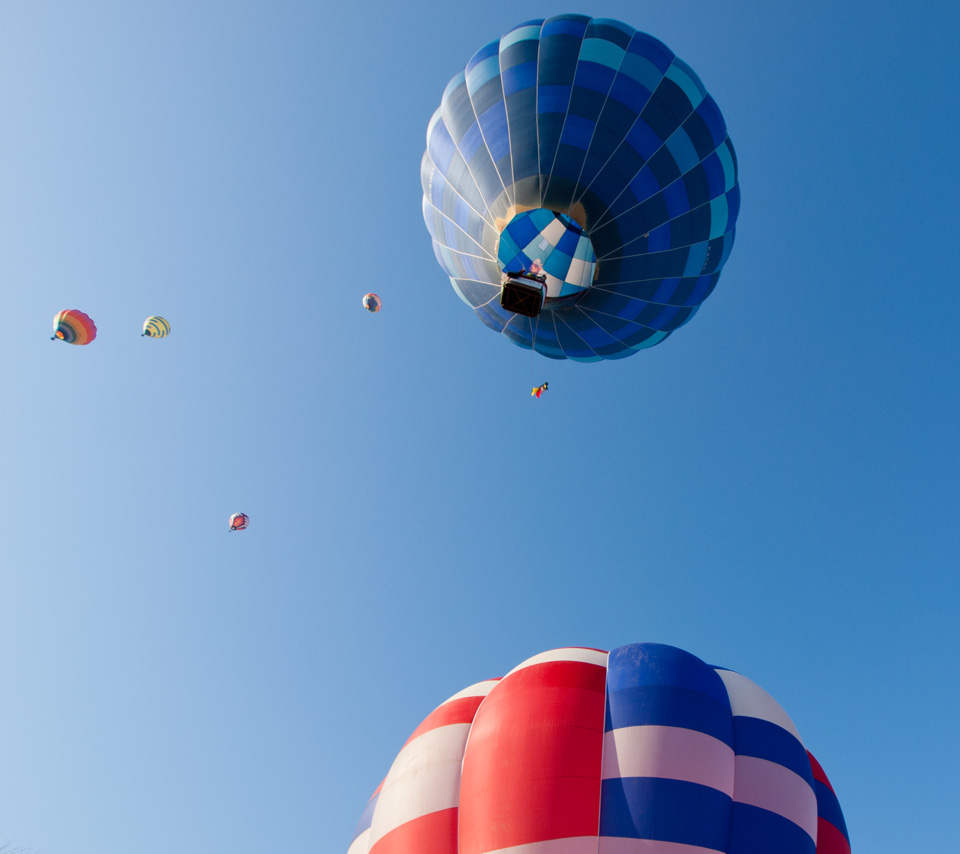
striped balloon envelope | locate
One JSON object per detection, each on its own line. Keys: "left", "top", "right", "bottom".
{"left": 421, "top": 16, "right": 740, "bottom": 361}
{"left": 142, "top": 316, "right": 171, "bottom": 337}
{"left": 51, "top": 309, "right": 97, "bottom": 345}
{"left": 347, "top": 644, "right": 850, "bottom": 854}
{"left": 228, "top": 512, "right": 249, "bottom": 531}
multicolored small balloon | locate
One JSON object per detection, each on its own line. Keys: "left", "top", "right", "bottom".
{"left": 51, "top": 310, "right": 97, "bottom": 345}
{"left": 142, "top": 316, "right": 171, "bottom": 338}
{"left": 228, "top": 512, "right": 250, "bottom": 532}
{"left": 362, "top": 293, "right": 382, "bottom": 313}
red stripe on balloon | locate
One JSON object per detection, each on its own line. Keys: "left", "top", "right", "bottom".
{"left": 403, "top": 695, "right": 490, "bottom": 747}
{"left": 807, "top": 751, "right": 834, "bottom": 792}
{"left": 458, "top": 658, "right": 607, "bottom": 854}
{"left": 816, "top": 818, "right": 851, "bottom": 854}
{"left": 369, "top": 807, "right": 458, "bottom": 854}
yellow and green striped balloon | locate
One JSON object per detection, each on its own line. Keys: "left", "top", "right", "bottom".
{"left": 142, "top": 316, "right": 171, "bottom": 338}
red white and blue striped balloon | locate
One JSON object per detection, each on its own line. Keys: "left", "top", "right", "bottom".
{"left": 347, "top": 644, "right": 850, "bottom": 854}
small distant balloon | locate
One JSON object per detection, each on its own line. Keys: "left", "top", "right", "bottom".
{"left": 52, "top": 310, "right": 97, "bottom": 345}
{"left": 228, "top": 512, "right": 250, "bottom": 532}
{"left": 142, "top": 316, "right": 171, "bottom": 338}
{"left": 362, "top": 293, "right": 382, "bottom": 313}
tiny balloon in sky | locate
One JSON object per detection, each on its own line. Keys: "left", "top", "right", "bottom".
{"left": 142, "top": 316, "right": 171, "bottom": 338}
{"left": 51, "top": 309, "right": 97, "bottom": 345}
{"left": 228, "top": 513, "right": 250, "bottom": 532}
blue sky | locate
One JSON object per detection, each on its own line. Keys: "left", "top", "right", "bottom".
{"left": 1, "top": 1, "right": 957, "bottom": 852}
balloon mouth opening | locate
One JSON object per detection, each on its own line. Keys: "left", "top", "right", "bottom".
{"left": 496, "top": 209, "right": 597, "bottom": 311}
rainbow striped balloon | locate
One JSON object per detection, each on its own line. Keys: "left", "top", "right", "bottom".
{"left": 51, "top": 309, "right": 97, "bottom": 345}
{"left": 142, "top": 316, "right": 171, "bottom": 338}
{"left": 348, "top": 643, "right": 850, "bottom": 854}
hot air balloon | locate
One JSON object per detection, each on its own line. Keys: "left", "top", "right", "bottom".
{"left": 51, "top": 310, "right": 97, "bottom": 345}
{"left": 347, "top": 643, "right": 850, "bottom": 854}
{"left": 142, "top": 316, "right": 171, "bottom": 337}
{"left": 228, "top": 513, "right": 249, "bottom": 532}
{"left": 421, "top": 16, "right": 740, "bottom": 360}
{"left": 363, "top": 293, "right": 382, "bottom": 313}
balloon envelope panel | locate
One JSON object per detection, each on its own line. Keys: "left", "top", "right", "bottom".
{"left": 347, "top": 644, "right": 850, "bottom": 854}
{"left": 498, "top": 209, "right": 596, "bottom": 299}
{"left": 421, "top": 16, "right": 740, "bottom": 361}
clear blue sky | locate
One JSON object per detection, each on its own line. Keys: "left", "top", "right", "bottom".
{"left": 1, "top": 2, "right": 957, "bottom": 852}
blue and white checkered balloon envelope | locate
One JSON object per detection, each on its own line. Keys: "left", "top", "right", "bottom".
{"left": 421, "top": 15, "right": 740, "bottom": 361}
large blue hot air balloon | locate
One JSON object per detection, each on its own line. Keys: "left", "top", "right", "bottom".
{"left": 421, "top": 15, "right": 740, "bottom": 361}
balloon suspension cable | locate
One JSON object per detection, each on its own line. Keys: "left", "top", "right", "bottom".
{"left": 530, "top": 311, "right": 540, "bottom": 386}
